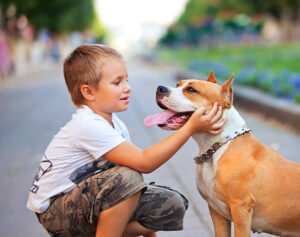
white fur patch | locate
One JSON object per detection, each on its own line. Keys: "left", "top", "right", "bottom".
{"left": 164, "top": 83, "right": 197, "bottom": 112}
{"left": 196, "top": 143, "right": 231, "bottom": 220}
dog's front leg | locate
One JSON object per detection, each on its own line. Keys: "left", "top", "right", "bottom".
{"left": 230, "top": 198, "right": 254, "bottom": 237}
{"left": 209, "top": 206, "right": 231, "bottom": 237}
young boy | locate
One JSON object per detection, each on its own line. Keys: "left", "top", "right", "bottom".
{"left": 27, "top": 44, "right": 225, "bottom": 237}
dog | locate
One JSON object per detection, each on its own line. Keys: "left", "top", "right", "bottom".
{"left": 144, "top": 72, "right": 300, "bottom": 236}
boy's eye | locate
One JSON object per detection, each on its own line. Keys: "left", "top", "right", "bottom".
{"left": 113, "top": 81, "right": 121, "bottom": 85}
{"left": 185, "top": 87, "right": 198, "bottom": 93}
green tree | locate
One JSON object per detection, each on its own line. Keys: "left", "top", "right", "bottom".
{"left": 23, "top": 0, "right": 94, "bottom": 33}
{"left": 160, "top": 0, "right": 300, "bottom": 45}
{"left": 241, "top": 0, "right": 300, "bottom": 19}
{"left": 177, "top": 0, "right": 300, "bottom": 24}
{"left": 0, "top": 0, "right": 106, "bottom": 35}
{"left": 177, "top": 0, "right": 221, "bottom": 26}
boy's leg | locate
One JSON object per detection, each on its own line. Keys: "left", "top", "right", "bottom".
{"left": 128, "top": 183, "right": 189, "bottom": 233}
{"left": 123, "top": 221, "right": 157, "bottom": 237}
{"left": 122, "top": 182, "right": 189, "bottom": 237}
{"left": 36, "top": 166, "right": 147, "bottom": 237}
{"left": 95, "top": 191, "right": 141, "bottom": 237}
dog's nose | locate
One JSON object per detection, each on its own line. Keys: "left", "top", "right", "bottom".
{"left": 156, "top": 86, "right": 169, "bottom": 109}
{"left": 157, "top": 86, "right": 169, "bottom": 94}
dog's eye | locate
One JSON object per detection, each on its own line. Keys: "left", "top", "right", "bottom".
{"left": 186, "top": 87, "right": 198, "bottom": 93}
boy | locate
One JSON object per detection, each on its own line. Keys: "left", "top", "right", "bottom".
{"left": 27, "top": 44, "right": 225, "bottom": 237}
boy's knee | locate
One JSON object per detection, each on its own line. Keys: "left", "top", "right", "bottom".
{"left": 168, "top": 191, "right": 188, "bottom": 219}
{"left": 155, "top": 190, "right": 188, "bottom": 231}
{"left": 130, "top": 184, "right": 188, "bottom": 231}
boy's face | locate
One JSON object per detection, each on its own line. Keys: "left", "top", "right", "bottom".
{"left": 92, "top": 59, "right": 131, "bottom": 115}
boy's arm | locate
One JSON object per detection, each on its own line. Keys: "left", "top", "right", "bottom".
{"left": 104, "top": 103, "right": 225, "bottom": 173}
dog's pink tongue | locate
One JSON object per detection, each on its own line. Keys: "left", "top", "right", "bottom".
{"left": 144, "top": 110, "right": 177, "bottom": 128}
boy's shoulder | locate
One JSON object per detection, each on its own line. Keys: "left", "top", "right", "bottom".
{"left": 69, "top": 105, "right": 128, "bottom": 138}
{"left": 70, "top": 105, "right": 111, "bottom": 131}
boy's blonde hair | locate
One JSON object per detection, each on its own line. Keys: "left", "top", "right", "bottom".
{"left": 63, "top": 44, "right": 124, "bottom": 107}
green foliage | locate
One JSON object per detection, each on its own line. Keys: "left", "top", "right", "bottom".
{"left": 23, "top": 0, "right": 94, "bottom": 33}
{"left": 160, "top": 0, "right": 300, "bottom": 46}
{"left": 177, "top": 0, "right": 220, "bottom": 25}
{"left": 236, "top": 0, "right": 300, "bottom": 18}
{"left": 159, "top": 43, "right": 300, "bottom": 74}
{"left": 0, "top": 0, "right": 106, "bottom": 34}
{"left": 178, "top": 0, "right": 300, "bottom": 23}
{"left": 295, "top": 94, "right": 300, "bottom": 104}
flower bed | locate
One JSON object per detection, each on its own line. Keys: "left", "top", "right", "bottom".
{"left": 187, "top": 60, "right": 300, "bottom": 104}
{"left": 158, "top": 44, "right": 300, "bottom": 104}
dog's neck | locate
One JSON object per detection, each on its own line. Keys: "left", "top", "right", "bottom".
{"left": 192, "top": 106, "right": 246, "bottom": 155}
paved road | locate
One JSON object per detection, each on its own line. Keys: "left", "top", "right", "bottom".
{"left": 0, "top": 59, "right": 299, "bottom": 237}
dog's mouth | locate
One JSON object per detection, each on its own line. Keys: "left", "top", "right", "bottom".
{"left": 144, "top": 109, "right": 193, "bottom": 130}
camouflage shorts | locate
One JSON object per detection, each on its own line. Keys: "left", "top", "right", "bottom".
{"left": 36, "top": 166, "right": 188, "bottom": 237}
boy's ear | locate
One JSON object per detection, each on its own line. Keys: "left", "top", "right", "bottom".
{"left": 206, "top": 71, "right": 217, "bottom": 83}
{"left": 221, "top": 74, "right": 234, "bottom": 108}
{"left": 80, "top": 85, "right": 95, "bottom": 101}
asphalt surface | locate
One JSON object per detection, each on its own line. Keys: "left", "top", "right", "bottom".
{"left": 0, "top": 58, "right": 299, "bottom": 237}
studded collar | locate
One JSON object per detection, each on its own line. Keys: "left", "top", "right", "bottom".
{"left": 194, "top": 128, "right": 251, "bottom": 164}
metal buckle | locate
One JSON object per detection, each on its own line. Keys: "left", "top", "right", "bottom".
{"left": 200, "top": 155, "right": 207, "bottom": 162}
{"left": 219, "top": 137, "right": 227, "bottom": 144}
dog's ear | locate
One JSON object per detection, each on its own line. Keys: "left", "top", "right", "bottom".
{"left": 206, "top": 71, "right": 217, "bottom": 83}
{"left": 221, "top": 74, "right": 234, "bottom": 108}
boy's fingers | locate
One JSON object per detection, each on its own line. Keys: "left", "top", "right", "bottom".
{"left": 211, "top": 106, "right": 223, "bottom": 123}
{"left": 211, "top": 119, "right": 226, "bottom": 130}
{"left": 207, "top": 103, "right": 219, "bottom": 118}
{"left": 194, "top": 107, "right": 207, "bottom": 116}
{"left": 208, "top": 127, "right": 223, "bottom": 135}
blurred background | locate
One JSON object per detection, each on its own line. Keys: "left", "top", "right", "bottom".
{"left": 0, "top": 0, "right": 300, "bottom": 102}
{"left": 1, "top": 0, "right": 300, "bottom": 236}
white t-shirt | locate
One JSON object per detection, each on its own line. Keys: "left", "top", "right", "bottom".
{"left": 27, "top": 105, "right": 130, "bottom": 213}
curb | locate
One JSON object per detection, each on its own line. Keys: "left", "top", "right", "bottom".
{"left": 175, "top": 70, "right": 300, "bottom": 133}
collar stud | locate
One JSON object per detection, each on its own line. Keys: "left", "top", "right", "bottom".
{"left": 194, "top": 128, "right": 251, "bottom": 164}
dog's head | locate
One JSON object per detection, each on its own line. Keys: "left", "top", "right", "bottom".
{"left": 144, "top": 71, "right": 234, "bottom": 130}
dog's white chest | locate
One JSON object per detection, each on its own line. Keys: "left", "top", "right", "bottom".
{"left": 195, "top": 143, "right": 231, "bottom": 219}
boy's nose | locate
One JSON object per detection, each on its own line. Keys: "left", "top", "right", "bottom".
{"left": 124, "top": 83, "right": 131, "bottom": 93}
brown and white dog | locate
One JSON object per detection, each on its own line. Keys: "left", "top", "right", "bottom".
{"left": 144, "top": 72, "right": 300, "bottom": 237}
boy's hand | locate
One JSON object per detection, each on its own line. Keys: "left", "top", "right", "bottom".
{"left": 186, "top": 102, "right": 226, "bottom": 135}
